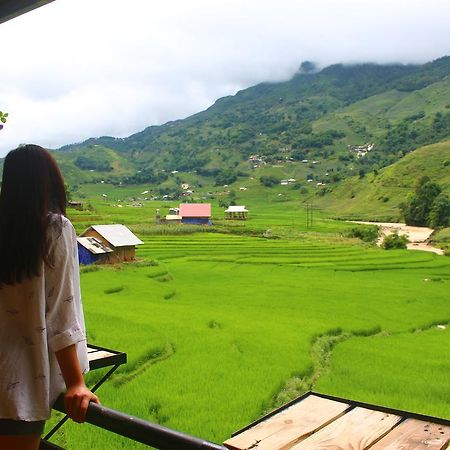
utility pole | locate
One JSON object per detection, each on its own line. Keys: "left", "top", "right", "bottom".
{"left": 306, "top": 202, "right": 313, "bottom": 228}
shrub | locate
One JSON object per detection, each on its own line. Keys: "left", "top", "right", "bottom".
{"left": 163, "top": 291, "right": 176, "bottom": 300}
{"left": 383, "top": 232, "right": 408, "bottom": 249}
{"left": 130, "top": 260, "right": 159, "bottom": 267}
{"left": 80, "top": 265, "right": 100, "bottom": 273}
{"left": 259, "top": 175, "right": 279, "bottom": 187}
{"left": 346, "top": 226, "right": 379, "bottom": 244}
{"left": 104, "top": 286, "right": 125, "bottom": 294}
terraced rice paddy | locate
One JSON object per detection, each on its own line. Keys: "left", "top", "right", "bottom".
{"left": 49, "top": 232, "right": 450, "bottom": 449}
{"left": 140, "top": 234, "right": 446, "bottom": 270}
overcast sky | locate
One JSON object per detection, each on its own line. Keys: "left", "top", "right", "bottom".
{"left": 0, "top": 0, "right": 449, "bottom": 156}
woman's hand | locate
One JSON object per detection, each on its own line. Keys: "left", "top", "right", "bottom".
{"left": 64, "top": 383, "right": 100, "bottom": 423}
{"left": 55, "top": 344, "right": 101, "bottom": 423}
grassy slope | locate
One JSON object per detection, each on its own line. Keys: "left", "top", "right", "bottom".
{"left": 52, "top": 145, "right": 136, "bottom": 184}
{"left": 49, "top": 231, "right": 450, "bottom": 449}
{"left": 315, "top": 140, "right": 450, "bottom": 220}
{"left": 43, "top": 185, "right": 450, "bottom": 449}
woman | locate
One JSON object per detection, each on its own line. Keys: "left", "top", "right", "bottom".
{"left": 0, "top": 145, "right": 99, "bottom": 450}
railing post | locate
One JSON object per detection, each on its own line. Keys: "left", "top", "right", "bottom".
{"left": 53, "top": 396, "right": 227, "bottom": 450}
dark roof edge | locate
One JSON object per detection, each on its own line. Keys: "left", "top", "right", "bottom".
{"left": 313, "top": 391, "right": 450, "bottom": 427}
{"left": 0, "top": 0, "right": 55, "bottom": 25}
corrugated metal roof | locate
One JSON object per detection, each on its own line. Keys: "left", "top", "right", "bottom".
{"left": 77, "top": 237, "right": 113, "bottom": 254}
{"left": 179, "top": 203, "right": 211, "bottom": 218}
{"left": 83, "top": 225, "right": 143, "bottom": 247}
{"left": 225, "top": 205, "right": 248, "bottom": 213}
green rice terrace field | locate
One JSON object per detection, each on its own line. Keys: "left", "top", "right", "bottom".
{"left": 49, "top": 198, "right": 450, "bottom": 449}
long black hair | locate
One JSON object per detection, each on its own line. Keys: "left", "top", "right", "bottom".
{"left": 0, "top": 144, "right": 67, "bottom": 284}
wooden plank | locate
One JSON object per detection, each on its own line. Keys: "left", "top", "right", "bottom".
{"left": 290, "top": 406, "right": 402, "bottom": 450}
{"left": 371, "top": 418, "right": 450, "bottom": 449}
{"left": 88, "top": 350, "right": 115, "bottom": 361}
{"left": 224, "top": 395, "right": 349, "bottom": 450}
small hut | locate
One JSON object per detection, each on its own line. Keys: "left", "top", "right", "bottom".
{"left": 68, "top": 201, "right": 84, "bottom": 210}
{"left": 179, "top": 203, "right": 212, "bottom": 225}
{"left": 164, "top": 214, "right": 182, "bottom": 224}
{"left": 77, "top": 237, "right": 113, "bottom": 265}
{"left": 79, "top": 224, "right": 143, "bottom": 264}
{"left": 225, "top": 205, "right": 248, "bottom": 220}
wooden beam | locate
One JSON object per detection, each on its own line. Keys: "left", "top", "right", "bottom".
{"left": 0, "top": 0, "right": 55, "bottom": 25}
{"left": 370, "top": 418, "right": 450, "bottom": 450}
{"left": 224, "top": 395, "right": 350, "bottom": 450}
{"left": 290, "top": 407, "right": 402, "bottom": 450}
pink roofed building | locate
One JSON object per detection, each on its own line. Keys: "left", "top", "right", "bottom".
{"left": 179, "top": 203, "right": 212, "bottom": 225}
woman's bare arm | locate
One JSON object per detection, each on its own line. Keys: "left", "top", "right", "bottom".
{"left": 55, "top": 344, "right": 99, "bottom": 423}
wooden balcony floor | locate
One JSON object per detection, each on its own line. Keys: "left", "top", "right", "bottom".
{"left": 224, "top": 392, "right": 450, "bottom": 450}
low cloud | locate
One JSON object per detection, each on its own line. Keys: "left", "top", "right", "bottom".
{"left": 1, "top": 0, "right": 449, "bottom": 155}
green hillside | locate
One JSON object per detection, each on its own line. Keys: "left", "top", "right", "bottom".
{"left": 315, "top": 140, "right": 450, "bottom": 220}
{"left": 51, "top": 144, "right": 135, "bottom": 184}
{"left": 58, "top": 57, "right": 450, "bottom": 175}
{"left": 2, "top": 56, "right": 449, "bottom": 221}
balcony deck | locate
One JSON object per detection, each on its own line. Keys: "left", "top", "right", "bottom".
{"left": 224, "top": 391, "right": 450, "bottom": 450}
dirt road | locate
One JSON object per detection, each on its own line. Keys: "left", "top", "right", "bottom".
{"left": 350, "top": 221, "right": 444, "bottom": 255}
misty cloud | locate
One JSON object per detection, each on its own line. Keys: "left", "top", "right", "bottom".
{"left": 0, "top": 0, "right": 449, "bottom": 155}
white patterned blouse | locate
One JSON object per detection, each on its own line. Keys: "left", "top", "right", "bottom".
{"left": 0, "top": 215, "right": 89, "bottom": 421}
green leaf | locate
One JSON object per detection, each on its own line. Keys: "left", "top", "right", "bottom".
{"left": 1, "top": 118, "right": 6, "bottom": 123}
{"left": 3, "top": 113, "right": 8, "bottom": 118}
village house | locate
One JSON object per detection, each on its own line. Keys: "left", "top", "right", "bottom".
{"left": 165, "top": 214, "right": 182, "bottom": 224}
{"left": 68, "top": 200, "right": 84, "bottom": 210}
{"left": 156, "top": 208, "right": 182, "bottom": 225}
{"left": 248, "top": 154, "right": 267, "bottom": 168}
{"left": 348, "top": 143, "right": 374, "bottom": 158}
{"left": 79, "top": 224, "right": 143, "bottom": 264}
{"left": 179, "top": 203, "right": 212, "bottom": 225}
{"left": 225, "top": 205, "right": 248, "bottom": 220}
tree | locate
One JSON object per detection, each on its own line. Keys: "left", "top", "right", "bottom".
{"left": 428, "top": 193, "right": 450, "bottom": 228}
{"left": 298, "top": 61, "right": 317, "bottom": 74}
{"left": 383, "top": 233, "right": 408, "bottom": 249}
{"left": 0, "top": 111, "right": 8, "bottom": 130}
{"left": 259, "top": 175, "right": 279, "bottom": 187}
{"left": 214, "top": 169, "right": 237, "bottom": 186}
{"left": 401, "top": 177, "right": 442, "bottom": 226}
{"left": 65, "top": 183, "right": 73, "bottom": 203}
{"left": 228, "top": 190, "right": 237, "bottom": 206}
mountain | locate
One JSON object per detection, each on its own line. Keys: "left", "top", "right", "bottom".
{"left": 24, "top": 56, "right": 450, "bottom": 218}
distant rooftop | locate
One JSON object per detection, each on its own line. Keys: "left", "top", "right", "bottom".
{"left": 225, "top": 205, "right": 248, "bottom": 213}
{"left": 179, "top": 203, "right": 211, "bottom": 218}
{"left": 82, "top": 224, "right": 143, "bottom": 247}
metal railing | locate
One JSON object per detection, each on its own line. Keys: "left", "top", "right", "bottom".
{"left": 40, "top": 396, "right": 227, "bottom": 450}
